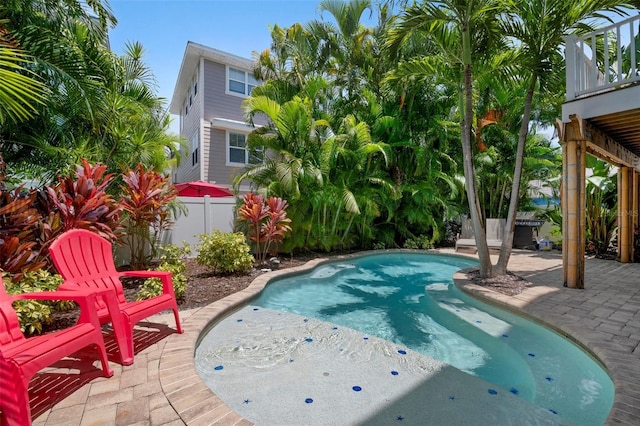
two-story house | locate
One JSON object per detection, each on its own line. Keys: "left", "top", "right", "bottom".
{"left": 169, "top": 42, "right": 266, "bottom": 190}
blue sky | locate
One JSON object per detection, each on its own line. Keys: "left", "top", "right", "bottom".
{"left": 108, "top": 0, "right": 357, "bottom": 134}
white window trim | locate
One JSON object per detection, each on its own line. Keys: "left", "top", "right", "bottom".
{"left": 190, "top": 131, "right": 200, "bottom": 168}
{"left": 225, "top": 130, "right": 264, "bottom": 167}
{"left": 225, "top": 65, "right": 255, "bottom": 98}
{"left": 225, "top": 131, "right": 250, "bottom": 166}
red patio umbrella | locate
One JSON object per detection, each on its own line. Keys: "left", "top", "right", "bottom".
{"left": 174, "top": 181, "right": 233, "bottom": 197}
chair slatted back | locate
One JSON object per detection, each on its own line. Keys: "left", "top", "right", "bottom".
{"left": 460, "top": 219, "right": 474, "bottom": 239}
{"left": 486, "top": 218, "right": 506, "bottom": 241}
{"left": 49, "top": 229, "right": 127, "bottom": 305}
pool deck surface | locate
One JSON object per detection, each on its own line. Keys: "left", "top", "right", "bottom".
{"left": 28, "top": 249, "right": 640, "bottom": 425}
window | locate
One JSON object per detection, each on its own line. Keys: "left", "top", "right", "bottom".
{"left": 228, "top": 132, "right": 263, "bottom": 165}
{"left": 191, "top": 132, "right": 199, "bottom": 166}
{"left": 227, "top": 67, "right": 258, "bottom": 96}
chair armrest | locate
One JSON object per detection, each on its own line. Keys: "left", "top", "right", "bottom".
{"left": 121, "top": 270, "right": 171, "bottom": 280}
{"left": 121, "top": 270, "right": 175, "bottom": 296}
{"left": 10, "top": 290, "right": 106, "bottom": 326}
{"left": 10, "top": 289, "right": 101, "bottom": 305}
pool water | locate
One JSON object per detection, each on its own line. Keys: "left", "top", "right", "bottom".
{"left": 253, "top": 252, "right": 614, "bottom": 425}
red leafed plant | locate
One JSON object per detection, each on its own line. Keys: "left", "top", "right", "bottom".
{"left": 121, "top": 163, "right": 178, "bottom": 269}
{"left": 237, "top": 193, "right": 292, "bottom": 264}
{"left": 45, "top": 159, "right": 122, "bottom": 242}
{"left": 0, "top": 185, "right": 47, "bottom": 281}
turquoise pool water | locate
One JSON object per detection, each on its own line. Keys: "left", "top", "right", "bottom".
{"left": 253, "top": 252, "right": 614, "bottom": 425}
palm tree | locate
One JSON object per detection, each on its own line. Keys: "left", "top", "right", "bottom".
{"left": 0, "top": 27, "right": 44, "bottom": 125}
{"left": 308, "top": 0, "right": 376, "bottom": 110}
{"left": 387, "top": 0, "right": 503, "bottom": 277}
{"left": 494, "top": 0, "right": 637, "bottom": 275}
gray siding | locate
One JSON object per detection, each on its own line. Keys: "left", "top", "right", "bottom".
{"left": 203, "top": 61, "right": 246, "bottom": 121}
{"left": 175, "top": 69, "right": 201, "bottom": 183}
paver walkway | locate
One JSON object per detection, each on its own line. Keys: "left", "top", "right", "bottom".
{"left": 26, "top": 250, "right": 639, "bottom": 425}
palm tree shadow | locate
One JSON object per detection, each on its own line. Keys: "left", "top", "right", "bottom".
{"left": 318, "top": 268, "right": 437, "bottom": 347}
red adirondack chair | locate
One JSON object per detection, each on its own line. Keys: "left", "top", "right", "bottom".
{"left": 48, "top": 229, "right": 183, "bottom": 366}
{"left": 0, "top": 284, "right": 113, "bottom": 426}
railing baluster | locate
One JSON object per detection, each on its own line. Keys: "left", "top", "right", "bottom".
{"left": 630, "top": 21, "right": 637, "bottom": 78}
{"left": 604, "top": 31, "right": 610, "bottom": 84}
{"left": 617, "top": 25, "right": 623, "bottom": 82}
{"left": 590, "top": 35, "right": 597, "bottom": 90}
{"left": 565, "top": 35, "right": 577, "bottom": 100}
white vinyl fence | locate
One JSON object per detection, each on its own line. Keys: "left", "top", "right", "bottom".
{"left": 167, "top": 196, "right": 237, "bottom": 250}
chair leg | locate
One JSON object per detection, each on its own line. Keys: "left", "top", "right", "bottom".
{"left": 0, "top": 363, "right": 31, "bottom": 426}
{"left": 172, "top": 307, "right": 183, "bottom": 334}
{"left": 94, "top": 341, "right": 114, "bottom": 378}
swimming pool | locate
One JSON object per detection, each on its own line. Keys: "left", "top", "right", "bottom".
{"left": 196, "top": 252, "right": 613, "bottom": 425}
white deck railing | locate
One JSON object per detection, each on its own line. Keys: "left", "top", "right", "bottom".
{"left": 566, "top": 14, "right": 640, "bottom": 100}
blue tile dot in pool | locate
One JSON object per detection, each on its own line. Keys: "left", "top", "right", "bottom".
{"left": 332, "top": 326, "right": 338, "bottom": 330}
{"left": 391, "top": 371, "right": 399, "bottom": 376}
{"left": 305, "top": 338, "right": 313, "bottom": 343}
{"left": 476, "top": 320, "right": 482, "bottom": 323}
{"left": 397, "top": 349, "right": 407, "bottom": 355}
{"left": 305, "top": 398, "right": 313, "bottom": 404}
{"left": 214, "top": 365, "right": 224, "bottom": 371}
{"left": 252, "top": 308, "right": 259, "bottom": 311}
{"left": 303, "top": 318, "right": 309, "bottom": 322}
{"left": 363, "top": 336, "right": 369, "bottom": 340}
{"left": 502, "top": 334, "right": 509, "bottom": 338}
{"left": 449, "top": 395, "right": 455, "bottom": 400}
{"left": 545, "top": 376, "right": 554, "bottom": 382}
{"left": 528, "top": 353, "right": 536, "bottom": 357}
{"left": 488, "top": 389, "right": 498, "bottom": 395}
{"left": 455, "top": 309, "right": 460, "bottom": 312}
{"left": 352, "top": 386, "right": 362, "bottom": 392}
{"left": 236, "top": 319, "right": 243, "bottom": 322}
{"left": 549, "top": 409, "right": 558, "bottom": 415}
{"left": 509, "top": 388, "right": 519, "bottom": 395}
{"left": 243, "top": 399, "right": 251, "bottom": 404}
{"left": 397, "top": 415, "right": 405, "bottom": 421}
{"left": 289, "top": 359, "right": 294, "bottom": 363}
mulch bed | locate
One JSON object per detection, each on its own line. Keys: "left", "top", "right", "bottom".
{"left": 466, "top": 269, "right": 532, "bottom": 296}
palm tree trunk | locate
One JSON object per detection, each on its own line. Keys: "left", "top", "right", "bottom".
{"left": 461, "top": 27, "right": 492, "bottom": 278}
{"left": 495, "top": 77, "right": 536, "bottom": 275}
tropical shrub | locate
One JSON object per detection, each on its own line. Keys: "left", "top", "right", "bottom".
{"left": 196, "top": 231, "right": 254, "bottom": 274}
{"left": 137, "top": 243, "right": 190, "bottom": 300}
{"left": 403, "top": 235, "right": 433, "bottom": 250}
{"left": 121, "top": 163, "right": 178, "bottom": 269}
{"left": 3, "top": 270, "right": 68, "bottom": 335}
{"left": 0, "top": 184, "right": 46, "bottom": 281}
{"left": 585, "top": 158, "right": 618, "bottom": 256}
{"left": 236, "top": 193, "right": 292, "bottom": 263}
{"left": 45, "top": 159, "right": 122, "bottom": 242}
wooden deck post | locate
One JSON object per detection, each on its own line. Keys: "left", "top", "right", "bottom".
{"left": 633, "top": 171, "right": 639, "bottom": 261}
{"left": 559, "top": 117, "right": 587, "bottom": 288}
{"left": 619, "top": 167, "right": 633, "bottom": 262}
